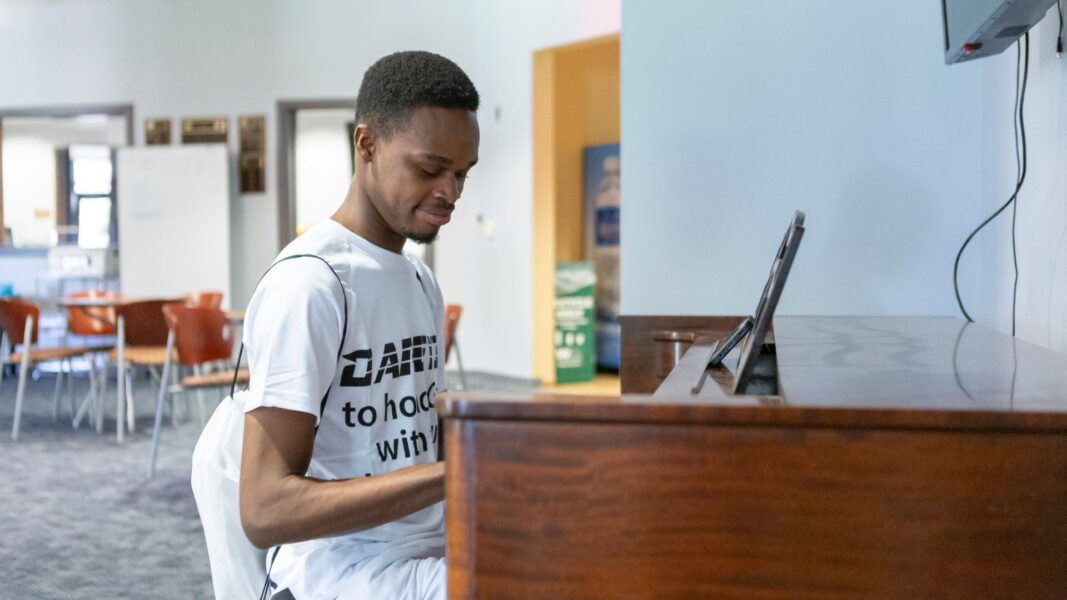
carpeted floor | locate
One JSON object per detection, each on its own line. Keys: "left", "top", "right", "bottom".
{"left": 0, "top": 370, "right": 216, "bottom": 599}
{"left": 0, "top": 367, "right": 542, "bottom": 599}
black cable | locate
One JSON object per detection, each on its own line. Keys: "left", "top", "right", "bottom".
{"left": 1013, "top": 40, "right": 1023, "bottom": 200}
{"left": 952, "top": 35, "right": 1030, "bottom": 330}
{"left": 1012, "top": 34, "right": 1030, "bottom": 336}
{"left": 1057, "top": 0, "right": 1063, "bottom": 54}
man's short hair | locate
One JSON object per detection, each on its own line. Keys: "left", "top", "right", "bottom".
{"left": 355, "top": 51, "right": 480, "bottom": 138}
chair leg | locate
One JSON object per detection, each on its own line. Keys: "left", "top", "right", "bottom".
{"left": 95, "top": 355, "right": 105, "bottom": 429}
{"left": 12, "top": 316, "right": 34, "bottom": 441}
{"left": 193, "top": 364, "right": 207, "bottom": 425}
{"left": 171, "top": 363, "right": 181, "bottom": 425}
{"left": 116, "top": 317, "right": 125, "bottom": 443}
{"left": 52, "top": 361, "right": 64, "bottom": 421}
{"left": 87, "top": 357, "right": 96, "bottom": 424}
{"left": 0, "top": 332, "right": 6, "bottom": 394}
{"left": 13, "top": 360, "right": 31, "bottom": 441}
{"left": 97, "top": 354, "right": 108, "bottom": 434}
{"left": 453, "top": 338, "right": 469, "bottom": 391}
{"left": 73, "top": 356, "right": 96, "bottom": 429}
{"left": 125, "top": 368, "right": 136, "bottom": 434}
{"left": 149, "top": 331, "right": 177, "bottom": 478}
{"left": 146, "top": 364, "right": 163, "bottom": 419}
{"left": 66, "top": 357, "right": 75, "bottom": 420}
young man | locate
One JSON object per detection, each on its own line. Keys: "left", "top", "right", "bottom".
{"left": 239, "top": 51, "right": 479, "bottom": 600}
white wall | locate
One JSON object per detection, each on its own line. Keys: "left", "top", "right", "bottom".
{"left": 621, "top": 0, "right": 1067, "bottom": 352}
{"left": 0, "top": 0, "right": 620, "bottom": 378}
{"left": 978, "top": 17, "right": 1067, "bottom": 351}
{"left": 0, "top": 252, "right": 48, "bottom": 297}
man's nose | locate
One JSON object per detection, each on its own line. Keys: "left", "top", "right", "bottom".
{"left": 436, "top": 175, "right": 463, "bottom": 203}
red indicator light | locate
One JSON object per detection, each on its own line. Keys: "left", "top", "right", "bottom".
{"left": 963, "top": 43, "right": 975, "bottom": 53}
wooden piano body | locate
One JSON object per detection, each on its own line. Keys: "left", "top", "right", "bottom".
{"left": 440, "top": 316, "right": 1067, "bottom": 599}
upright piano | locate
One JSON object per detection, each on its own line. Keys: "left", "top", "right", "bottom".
{"left": 439, "top": 316, "right": 1067, "bottom": 598}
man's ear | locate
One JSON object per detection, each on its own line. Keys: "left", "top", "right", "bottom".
{"left": 354, "top": 123, "right": 376, "bottom": 165}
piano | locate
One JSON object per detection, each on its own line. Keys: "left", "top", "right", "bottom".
{"left": 439, "top": 315, "right": 1067, "bottom": 599}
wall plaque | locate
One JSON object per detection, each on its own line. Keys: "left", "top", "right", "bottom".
{"left": 144, "top": 118, "right": 171, "bottom": 145}
{"left": 181, "top": 117, "right": 228, "bottom": 144}
{"left": 239, "top": 115, "right": 266, "bottom": 192}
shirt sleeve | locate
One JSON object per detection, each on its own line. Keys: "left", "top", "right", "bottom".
{"left": 241, "top": 258, "right": 345, "bottom": 426}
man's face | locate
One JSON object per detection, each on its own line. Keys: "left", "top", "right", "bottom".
{"left": 361, "top": 106, "right": 480, "bottom": 244}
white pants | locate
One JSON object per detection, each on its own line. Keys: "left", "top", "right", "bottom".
{"left": 335, "top": 555, "right": 446, "bottom": 600}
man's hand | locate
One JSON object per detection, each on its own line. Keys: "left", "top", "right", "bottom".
{"left": 239, "top": 407, "right": 445, "bottom": 549}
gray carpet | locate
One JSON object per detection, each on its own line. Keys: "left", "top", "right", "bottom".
{"left": 0, "top": 367, "right": 538, "bottom": 599}
{"left": 0, "top": 369, "right": 215, "bottom": 599}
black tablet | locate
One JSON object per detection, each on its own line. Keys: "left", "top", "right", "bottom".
{"left": 732, "top": 211, "right": 805, "bottom": 394}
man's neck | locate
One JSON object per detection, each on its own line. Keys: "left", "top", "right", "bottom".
{"left": 331, "top": 180, "right": 406, "bottom": 254}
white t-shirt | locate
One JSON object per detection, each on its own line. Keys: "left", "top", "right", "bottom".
{"left": 243, "top": 219, "right": 446, "bottom": 600}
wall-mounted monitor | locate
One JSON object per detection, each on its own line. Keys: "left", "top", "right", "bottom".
{"left": 942, "top": 0, "right": 1056, "bottom": 64}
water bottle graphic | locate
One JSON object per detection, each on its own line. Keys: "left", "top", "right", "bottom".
{"left": 593, "top": 154, "right": 620, "bottom": 369}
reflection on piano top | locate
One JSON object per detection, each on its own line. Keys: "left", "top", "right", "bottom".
{"left": 440, "top": 317, "right": 1067, "bottom": 433}
{"left": 775, "top": 316, "right": 1067, "bottom": 413}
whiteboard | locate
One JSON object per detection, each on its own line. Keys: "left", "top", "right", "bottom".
{"left": 117, "top": 145, "right": 231, "bottom": 306}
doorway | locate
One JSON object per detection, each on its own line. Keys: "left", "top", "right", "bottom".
{"left": 0, "top": 104, "right": 132, "bottom": 361}
{"left": 532, "top": 34, "right": 620, "bottom": 388}
{"left": 0, "top": 105, "right": 132, "bottom": 250}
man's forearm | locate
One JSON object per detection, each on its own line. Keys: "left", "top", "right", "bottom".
{"left": 243, "top": 461, "right": 445, "bottom": 549}
{"left": 240, "top": 407, "right": 445, "bottom": 549}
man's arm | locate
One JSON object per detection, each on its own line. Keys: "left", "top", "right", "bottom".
{"left": 239, "top": 406, "right": 445, "bottom": 549}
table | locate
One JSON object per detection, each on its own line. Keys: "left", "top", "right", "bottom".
{"left": 440, "top": 316, "right": 1067, "bottom": 599}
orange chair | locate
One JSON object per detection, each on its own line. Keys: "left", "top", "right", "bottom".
{"left": 443, "top": 304, "right": 468, "bottom": 390}
{"left": 185, "top": 291, "right": 224, "bottom": 309}
{"left": 64, "top": 291, "right": 119, "bottom": 336}
{"left": 110, "top": 299, "right": 175, "bottom": 443}
{"left": 63, "top": 291, "right": 119, "bottom": 433}
{"left": 148, "top": 303, "right": 248, "bottom": 477}
{"left": 0, "top": 298, "right": 96, "bottom": 440}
